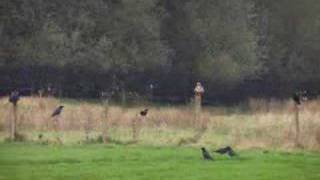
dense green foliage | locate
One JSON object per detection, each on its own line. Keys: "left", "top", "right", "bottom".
{"left": 0, "top": 143, "right": 320, "bottom": 180}
{"left": 1, "top": 0, "right": 320, "bottom": 102}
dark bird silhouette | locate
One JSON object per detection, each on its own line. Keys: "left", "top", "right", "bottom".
{"left": 51, "top": 106, "right": 64, "bottom": 117}
{"left": 215, "top": 146, "right": 236, "bottom": 157}
{"left": 9, "top": 90, "right": 20, "bottom": 105}
{"left": 140, "top": 109, "right": 148, "bottom": 116}
{"left": 38, "top": 134, "right": 43, "bottom": 140}
{"left": 293, "top": 92, "right": 301, "bottom": 105}
{"left": 201, "top": 147, "right": 213, "bottom": 160}
{"left": 293, "top": 90, "right": 308, "bottom": 105}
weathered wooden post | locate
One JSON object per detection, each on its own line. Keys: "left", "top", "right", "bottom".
{"left": 119, "top": 82, "right": 127, "bottom": 107}
{"left": 38, "top": 88, "right": 47, "bottom": 130}
{"left": 100, "top": 91, "right": 110, "bottom": 143}
{"left": 292, "top": 91, "right": 307, "bottom": 147}
{"left": 177, "top": 84, "right": 205, "bottom": 145}
{"left": 294, "top": 103, "right": 300, "bottom": 146}
{"left": 83, "top": 106, "right": 93, "bottom": 142}
{"left": 132, "top": 109, "right": 148, "bottom": 141}
{"left": 121, "top": 89, "right": 126, "bottom": 106}
{"left": 51, "top": 106, "right": 64, "bottom": 144}
{"left": 194, "top": 82, "right": 205, "bottom": 124}
{"left": 132, "top": 117, "right": 138, "bottom": 141}
{"left": 8, "top": 90, "right": 20, "bottom": 141}
{"left": 148, "top": 83, "right": 154, "bottom": 102}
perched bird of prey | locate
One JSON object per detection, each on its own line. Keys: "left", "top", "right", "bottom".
{"left": 140, "top": 109, "right": 148, "bottom": 116}
{"left": 201, "top": 147, "right": 213, "bottom": 160}
{"left": 9, "top": 90, "right": 20, "bottom": 105}
{"left": 51, "top": 106, "right": 64, "bottom": 117}
{"left": 215, "top": 146, "right": 236, "bottom": 157}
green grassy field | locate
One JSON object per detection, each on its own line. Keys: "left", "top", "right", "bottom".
{"left": 0, "top": 143, "right": 319, "bottom": 180}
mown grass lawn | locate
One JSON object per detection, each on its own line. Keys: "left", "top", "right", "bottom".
{"left": 0, "top": 143, "right": 319, "bottom": 180}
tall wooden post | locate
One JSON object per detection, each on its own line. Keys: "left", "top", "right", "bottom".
{"left": 102, "top": 99, "right": 109, "bottom": 143}
{"left": 132, "top": 115, "right": 145, "bottom": 142}
{"left": 120, "top": 81, "right": 127, "bottom": 107}
{"left": 194, "top": 82, "right": 205, "bottom": 125}
{"left": 100, "top": 91, "right": 110, "bottom": 143}
{"left": 53, "top": 116, "right": 62, "bottom": 143}
{"left": 38, "top": 89, "right": 46, "bottom": 130}
{"left": 10, "top": 104, "right": 17, "bottom": 141}
{"left": 294, "top": 104, "right": 300, "bottom": 146}
{"left": 132, "top": 117, "right": 138, "bottom": 141}
{"left": 9, "top": 90, "right": 20, "bottom": 141}
{"left": 148, "top": 84, "right": 154, "bottom": 102}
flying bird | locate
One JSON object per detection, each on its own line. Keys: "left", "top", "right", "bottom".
{"left": 140, "top": 109, "right": 148, "bottom": 116}
{"left": 201, "top": 147, "right": 213, "bottom": 160}
{"left": 215, "top": 146, "right": 236, "bottom": 157}
{"left": 9, "top": 90, "right": 20, "bottom": 105}
{"left": 51, "top": 106, "right": 64, "bottom": 117}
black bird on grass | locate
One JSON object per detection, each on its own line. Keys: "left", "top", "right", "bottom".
{"left": 9, "top": 90, "right": 20, "bottom": 106}
{"left": 38, "top": 133, "right": 43, "bottom": 140}
{"left": 201, "top": 147, "right": 213, "bottom": 160}
{"left": 140, "top": 109, "right": 148, "bottom": 116}
{"left": 215, "top": 146, "right": 236, "bottom": 157}
{"left": 51, "top": 106, "right": 64, "bottom": 117}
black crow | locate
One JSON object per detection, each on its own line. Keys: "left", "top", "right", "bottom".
{"left": 215, "top": 146, "right": 236, "bottom": 157}
{"left": 9, "top": 90, "right": 20, "bottom": 105}
{"left": 201, "top": 147, "right": 213, "bottom": 160}
{"left": 292, "top": 92, "right": 301, "bottom": 105}
{"left": 140, "top": 109, "right": 148, "bottom": 116}
{"left": 51, "top": 106, "right": 64, "bottom": 117}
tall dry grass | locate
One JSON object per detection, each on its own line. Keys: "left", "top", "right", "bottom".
{"left": 0, "top": 96, "right": 320, "bottom": 150}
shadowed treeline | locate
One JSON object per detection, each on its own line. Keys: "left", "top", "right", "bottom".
{"left": 1, "top": 0, "right": 320, "bottom": 103}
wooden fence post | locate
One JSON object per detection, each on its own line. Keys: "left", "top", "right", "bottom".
{"left": 9, "top": 90, "right": 20, "bottom": 141}
{"left": 10, "top": 104, "right": 17, "bottom": 141}
{"left": 194, "top": 82, "right": 204, "bottom": 126}
{"left": 100, "top": 92, "right": 110, "bottom": 143}
{"left": 53, "top": 116, "right": 62, "bottom": 144}
{"left": 132, "top": 117, "right": 138, "bottom": 141}
{"left": 294, "top": 104, "right": 300, "bottom": 146}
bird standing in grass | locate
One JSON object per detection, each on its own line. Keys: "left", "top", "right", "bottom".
{"left": 215, "top": 146, "right": 236, "bottom": 157}
{"left": 38, "top": 133, "right": 43, "bottom": 140}
{"left": 201, "top": 147, "right": 213, "bottom": 160}
{"left": 140, "top": 109, "right": 148, "bottom": 116}
{"left": 51, "top": 106, "right": 64, "bottom": 117}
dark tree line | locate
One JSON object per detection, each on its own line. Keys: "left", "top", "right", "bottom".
{"left": 1, "top": 0, "right": 320, "bottom": 103}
